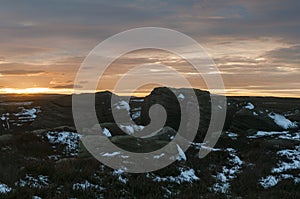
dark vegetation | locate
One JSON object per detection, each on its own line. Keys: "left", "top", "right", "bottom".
{"left": 0, "top": 88, "right": 300, "bottom": 198}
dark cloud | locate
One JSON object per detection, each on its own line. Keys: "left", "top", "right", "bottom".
{"left": 0, "top": 0, "right": 298, "bottom": 44}
{"left": 52, "top": 84, "right": 82, "bottom": 89}
{"left": 264, "top": 45, "right": 300, "bottom": 64}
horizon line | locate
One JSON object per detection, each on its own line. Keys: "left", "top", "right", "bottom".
{"left": 0, "top": 87, "right": 299, "bottom": 99}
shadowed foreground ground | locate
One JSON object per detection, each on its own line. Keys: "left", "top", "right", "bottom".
{"left": 0, "top": 88, "right": 300, "bottom": 198}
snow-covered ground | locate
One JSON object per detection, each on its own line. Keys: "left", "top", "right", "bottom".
{"left": 244, "top": 102, "right": 255, "bottom": 110}
{"left": 175, "top": 144, "right": 187, "bottom": 161}
{"left": 119, "top": 124, "right": 144, "bottom": 135}
{"left": 153, "top": 153, "right": 165, "bottom": 159}
{"left": 191, "top": 142, "right": 222, "bottom": 152}
{"left": 177, "top": 93, "right": 185, "bottom": 101}
{"left": 0, "top": 105, "right": 41, "bottom": 129}
{"left": 247, "top": 130, "right": 300, "bottom": 141}
{"left": 46, "top": 131, "right": 80, "bottom": 157}
{"left": 247, "top": 131, "right": 289, "bottom": 139}
{"left": 131, "top": 107, "right": 141, "bottom": 120}
{"left": 0, "top": 183, "right": 12, "bottom": 194}
{"left": 260, "top": 145, "right": 300, "bottom": 189}
{"left": 115, "top": 100, "right": 130, "bottom": 112}
{"left": 15, "top": 175, "right": 49, "bottom": 189}
{"left": 211, "top": 148, "right": 243, "bottom": 194}
{"left": 113, "top": 169, "right": 128, "bottom": 184}
{"left": 1, "top": 113, "right": 10, "bottom": 130}
{"left": 14, "top": 107, "right": 40, "bottom": 121}
{"left": 268, "top": 112, "right": 298, "bottom": 129}
{"left": 273, "top": 146, "right": 300, "bottom": 174}
{"left": 278, "top": 132, "right": 300, "bottom": 141}
{"left": 101, "top": 151, "right": 129, "bottom": 159}
{"left": 102, "top": 151, "right": 121, "bottom": 157}
{"left": 73, "top": 180, "right": 105, "bottom": 191}
{"left": 130, "top": 98, "right": 144, "bottom": 103}
{"left": 150, "top": 167, "right": 199, "bottom": 184}
{"left": 102, "top": 128, "right": 112, "bottom": 137}
{"left": 226, "top": 132, "right": 238, "bottom": 139}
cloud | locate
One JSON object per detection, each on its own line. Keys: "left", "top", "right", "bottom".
{"left": 0, "top": 0, "right": 299, "bottom": 97}
{"left": 52, "top": 84, "right": 82, "bottom": 89}
{"left": 0, "top": 70, "right": 45, "bottom": 76}
{"left": 264, "top": 45, "right": 300, "bottom": 64}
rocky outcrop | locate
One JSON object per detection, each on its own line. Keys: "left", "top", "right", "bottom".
{"left": 32, "top": 91, "right": 118, "bottom": 129}
{"left": 25, "top": 87, "right": 299, "bottom": 139}
{"left": 230, "top": 108, "right": 283, "bottom": 133}
{"left": 140, "top": 87, "right": 213, "bottom": 142}
{"left": 229, "top": 106, "right": 299, "bottom": 136}
{"left": 110, "top": 126, "right": 176, "bottom": 153}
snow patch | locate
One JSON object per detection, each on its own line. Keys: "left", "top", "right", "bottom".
{"left": 46, "top": 131, "right": 80, "bottom": 157}
{"left": 176, "top": 144, "right": 187, "bottom": 161}
{"left": 260, "top": 174, "right": 300, "bottom": 189}
{"left": 260, "top": 145, "right": 300, "bottom": 189}
{"left": 153, "top": 153, "right": 165, "bottom": 159}
{"left": 211, "top": 148, "right": 243, "bottom": 194}
{"left": 161, "top": 186, "right": 172, "bottom": 198}
{"left": 260, "top": 175, "right": 279, "bottom": 189}
{"left": 14, "top": 107, "right": 41, "bottom": 121}
{"left": 248, "top": 131, "right": 288, "bottom": 139}
{"left": 269, "top": 112, "right": 298, "bottom": 129}
{"left": 177, "top": 93, "right": 185, "bottom": 101}
{"left": 15, "top": 175, "right": 49, "bottom": 189}
{"left": 191, "top": 142, "right": 222, "bottom": 152}
{"left": 152, "top": 168, "right": 199, "bottom": 184}
{"left": 102, "top": 128, "right": 112, "bottom": 137}
{"left": 0, "top": 113, "right": 10, "bottom": 130}
{"left": 131, "top": 110, "right": 141, "bottom": 120}
{"left": 272, "top": 146, "right": 300, "bottom": 173}
{"left": 73, "top": 180, "right": 105, "bottom": 191}
{"left": 0, "top": 183, "right": 12, "bottom": 194}
{"left": 119, "top": 124, "right": 144, "bottom": 135}
{"left": 113, "top": 169, "right": 128, "bottom": 184}
{"left": 278, "top": 132, "right": 300, "bottom": 141}
{"left": 226, "top": 132, "right": 238, "bottom": 139}
{"left": 244, "top": 103, "right": 254, "bottom": 110}
{"left": 131, "top": 98, "right": 144, "bottom": 102}
{"left": 115, "top": 100, "right": 130, "bottom": 112}
{"left": 102, "top": 151, "right": 121, "bottom": 157}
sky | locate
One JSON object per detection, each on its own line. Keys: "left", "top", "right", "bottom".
{"left": 0, "top": 0, "right": 299, "bottom": 97}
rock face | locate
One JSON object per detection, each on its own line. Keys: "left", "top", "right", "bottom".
{"left": 229, "top": 105, "right": 300, "bottom": 136}
{"left": 140, "top": 87, "right": 181, "bottom": 130}
{"left": 110, "top": 126, "right": 177, "bottom": 153}
{"left": 140, "top": 87, "right": 212, "bottom": 142}
{"left": 229, "top": 108, "right": 283, "bottom": 133}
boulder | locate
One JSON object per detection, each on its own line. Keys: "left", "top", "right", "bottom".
{"left": 110, "top": 126, "right": 176, "bottom": 153}
{"left": 140, "top": 87, "right": 213, "bottom": 143}
{"left": 229, "top": 108, "right": 284, "bottom": 134}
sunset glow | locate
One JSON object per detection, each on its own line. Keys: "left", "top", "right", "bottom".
{"left": 0, "top": 1, "right": 299, "bottom": 98}
{"left": 0, "top": 88, "right": 73, "bottom": 95}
